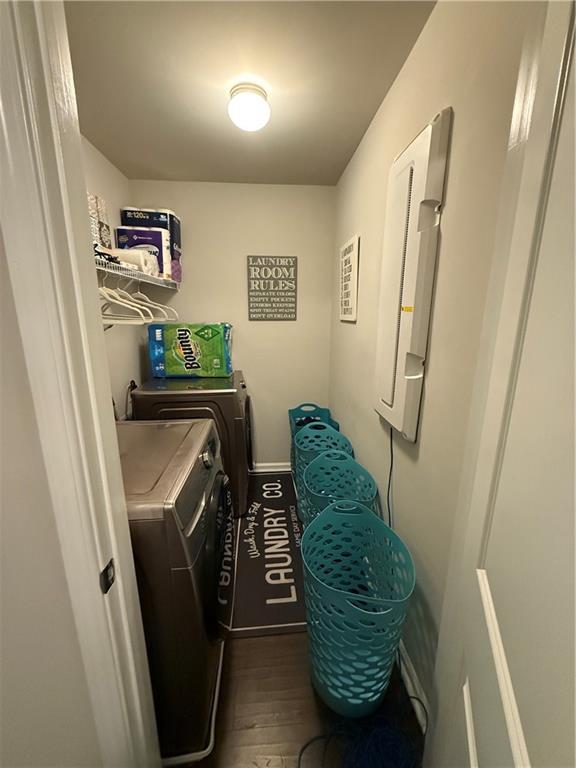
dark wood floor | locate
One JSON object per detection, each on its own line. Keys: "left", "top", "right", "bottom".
{"left": 199, "top": 632, "right": 343, "bottom": 768}
{"left": 200, "top": 632, "right": 424, "bottom": 768}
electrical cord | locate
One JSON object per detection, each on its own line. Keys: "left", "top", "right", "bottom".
{"left": 297, "top": 733, "right": 329, "bottom": 767}
{"left": 297, "top": 722, "right": 358, "bottom": 767}
{"left": 297, "top": 702, "right": 429, "bottom": 768}
{"left": 386, "top": 425, "right": 394, "bottom": 528}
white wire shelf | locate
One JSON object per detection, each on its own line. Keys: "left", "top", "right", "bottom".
{"left": 95, "top": 257, "right": 179, "bottom": 290}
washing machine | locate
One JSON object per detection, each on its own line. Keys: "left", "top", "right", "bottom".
{"left": 117, "top": 420, "right": 235, "bottom": 764}
{"left": 131, "top": 371, "right": 253, "bottom": 518}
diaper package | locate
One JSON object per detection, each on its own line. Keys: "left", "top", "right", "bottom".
{"left": 148, "top": 323, "right": 233, "bottom": 378}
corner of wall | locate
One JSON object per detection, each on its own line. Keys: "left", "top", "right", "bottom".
{"left": 80, "top": 136, "right": 147, "bottom": 416}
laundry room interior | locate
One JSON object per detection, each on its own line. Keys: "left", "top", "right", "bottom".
{"left": 1, "top": 1, "right": 573, "bottom": 768}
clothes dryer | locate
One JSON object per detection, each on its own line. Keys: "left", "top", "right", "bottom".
{"left": 131, "top": 371, "right": 252, "bottom": 517}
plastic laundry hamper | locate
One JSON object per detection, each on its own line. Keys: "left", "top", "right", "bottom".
{"left": 294, "top": 423, "right": 354, "bottom": 523}
{"left": 288, "top": 404, "right": 339, "bottom": 469}
{"left": 302, "top": 450, "right": 378, "bottom": 528}
{"left": 302, "top": 500, "right": 415, "bottom": 718}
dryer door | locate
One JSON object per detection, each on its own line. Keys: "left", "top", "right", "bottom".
{"left": 204, "top": 471, "right": 235, "bottom": 638}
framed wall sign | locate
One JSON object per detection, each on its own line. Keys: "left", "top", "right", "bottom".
{"left": 339, "top": 235, "right": 359, "bottom": 322}
{"left": 247, "top": 256, "right": 297, "bottom": 321}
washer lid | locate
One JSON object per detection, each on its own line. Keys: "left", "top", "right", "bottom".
{"left": 116, "top": 420, "right": 212, "bottom": 518}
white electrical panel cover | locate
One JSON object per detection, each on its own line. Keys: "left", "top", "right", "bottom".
{"left": 374, "top": 108, "right": 452, "bottom": 441}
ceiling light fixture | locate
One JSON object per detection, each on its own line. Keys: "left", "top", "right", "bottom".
{"left": 228, "top": 83, "right": 271, "bottom": 132}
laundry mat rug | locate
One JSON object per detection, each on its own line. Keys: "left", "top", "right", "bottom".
{"left": 231, "top": 472, "right": 307, "bottom": 637}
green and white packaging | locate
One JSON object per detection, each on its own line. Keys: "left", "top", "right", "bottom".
{"left": 148, "top": 323, "right": 233, "bottom": 378}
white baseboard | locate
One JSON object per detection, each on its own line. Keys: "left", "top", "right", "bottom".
{"left": 251, "top": 462, "right": 291, "bottom": 474}
{"left": 399, "top": 640, "right": 430, "bottom": 734}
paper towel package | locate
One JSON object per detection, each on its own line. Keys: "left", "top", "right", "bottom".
{"left": 148, "top": 323, "right": 233, "bottom": 378}
{"left": 121, "top": 207, "right": 182, "bottom": 282}
{"left": 115, "top": 226, "right": 171, "bottom": 278}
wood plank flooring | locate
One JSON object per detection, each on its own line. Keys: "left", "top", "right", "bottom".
{"left": 199, "top": 633, "right": 343, "bottom": 768}
{"left": 200, "top": 632, "right": 424, "bottom": 768}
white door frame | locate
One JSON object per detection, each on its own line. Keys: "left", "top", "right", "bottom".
{"left": 0, "top": 3, "right": 160, "bottom": 765}
{"left": 426, "top": 2, "right": 574, "bottom": 764}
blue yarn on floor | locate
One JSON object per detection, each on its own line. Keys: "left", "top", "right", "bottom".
{"left": 342, "top": 723, "right": 420, "bottom": 768}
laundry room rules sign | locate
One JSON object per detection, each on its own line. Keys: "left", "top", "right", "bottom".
{"left": 247, "top": 256, "right": 298, "bottom": 321}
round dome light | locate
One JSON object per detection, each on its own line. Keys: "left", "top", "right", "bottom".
{"left": 228, "top": 84, "right": 271, "bottom": 132}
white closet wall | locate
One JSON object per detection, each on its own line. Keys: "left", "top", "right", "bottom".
{"left": 81, "top": 137, "right": 146, "bottom": 418}
{"left": 80, "top": 139, "right": 336, "bottom": 459}
{"left": 129, "top": 180, "right": 335, "bottom": 466}
{"left": 328, "top": 0, "right": 543, "bottom": 699}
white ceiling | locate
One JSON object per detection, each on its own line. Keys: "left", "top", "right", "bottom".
{"left": 66, "top": 2, "right": 434, "bottom": 185}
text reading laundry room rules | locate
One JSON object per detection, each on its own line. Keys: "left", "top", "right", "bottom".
{"left": 247, "top": 255, "right": 298, "bottom": 321}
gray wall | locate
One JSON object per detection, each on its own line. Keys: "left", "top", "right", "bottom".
{"left": 328, "top": 0, "right": 542, "bottom": 696}
{"left": 130, "top": 181, "right": 335, "bottom": 465}
{"left": 82, "top": 140, "right": 336, "bottom": 461}
{"left": 0, "top": 234, "right": 102, "bottom": 767}
{"left": 82, "top": 137, "right": 146, "bottom": 418}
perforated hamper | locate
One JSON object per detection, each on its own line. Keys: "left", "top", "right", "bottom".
{"left": 302, "top": 450, "right": 378, "bottom": 527}
{"left": 294, "top": 423, "right": 353, "bottom": 522}
{"left": 301, "top": 500, "right": 415, "bottom": 717}
{"left": 288, "top": 404, "right": 339, "bottom": 468}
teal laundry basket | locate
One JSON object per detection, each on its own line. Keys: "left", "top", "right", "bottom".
{"left": 294, "top": 423, "right": 353, "bottom": 522}
{"left": 302, "top": 450, "right": 379, "bottom": 527}
{"left": 301, "top": 501, "right": 415, "bottom": 718}
{"left": 288, "top": 404, "right": 339, "bottom": 469}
